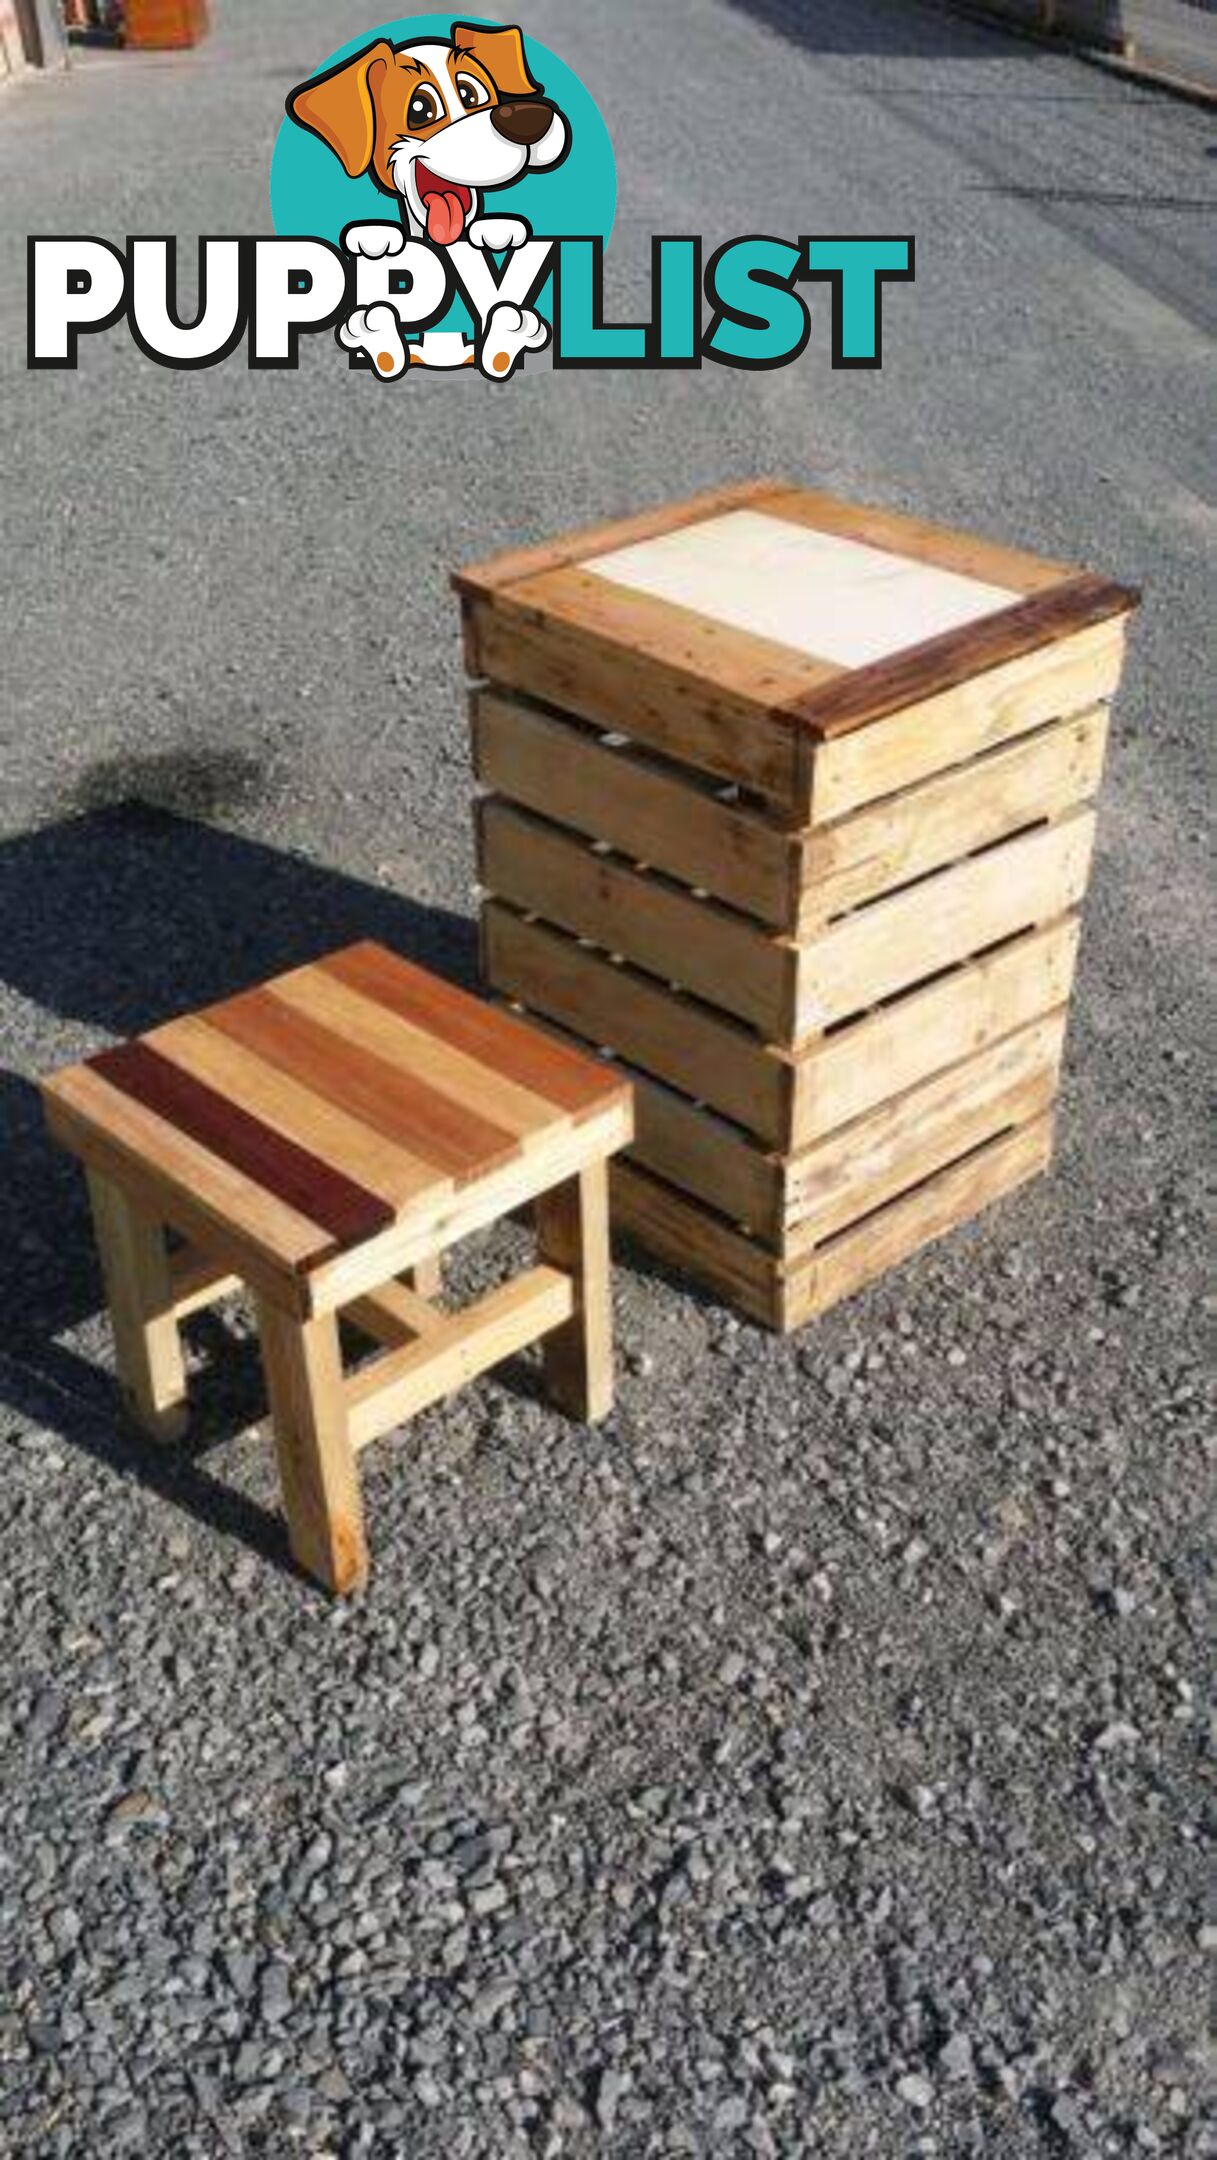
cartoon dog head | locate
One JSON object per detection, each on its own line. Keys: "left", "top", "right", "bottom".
{"left": 287, "top": 21, "right": 569, "bottom": 245}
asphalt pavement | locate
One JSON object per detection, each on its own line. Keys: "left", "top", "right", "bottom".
{"left": 0, "top": 3, "right": 1213, "bottom": 2154}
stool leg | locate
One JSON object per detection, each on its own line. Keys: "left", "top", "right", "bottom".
{"left": 408, "top": 1254, "right": 442, "bottom": 1300}
{"left": 86, "top": 1170, "right": 188, "bottom": 1442}
{"left": 536, "top": 1161, "right": 614, "bottom": 1423}
{"left": 255, "top": 1298, "right": 368, "bottom": 1595}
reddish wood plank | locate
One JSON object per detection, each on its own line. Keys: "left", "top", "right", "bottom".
{"left": 320, "top": 943, "right": 628, "bottom": 1120}
{"left": 86, "top": 1041, "right": 393, "bottom": 1254}
{"left": 788, "top": 573, "right": 1139, "bottom": 740}
{"left": 205, "top": 987, "right": 520, "bottom": 1183}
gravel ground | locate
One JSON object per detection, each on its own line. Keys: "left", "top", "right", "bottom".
{"left": 1, "top": 1, "right": 1213, "bottom": 2154}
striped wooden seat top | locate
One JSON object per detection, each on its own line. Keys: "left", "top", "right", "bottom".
{"left": 42, "top": 943, "right": 630, "bottom": 1282}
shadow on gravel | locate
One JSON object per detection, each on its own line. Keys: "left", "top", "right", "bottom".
{"left": 0, "top": 801, "right": 477, "bottom": 1578}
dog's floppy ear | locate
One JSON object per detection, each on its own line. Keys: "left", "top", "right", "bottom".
{"left": 450, "top": 21, "right": 541, "bottom": 98}
{"left": 287, "top": 40, "right": 396, "bottom": 179}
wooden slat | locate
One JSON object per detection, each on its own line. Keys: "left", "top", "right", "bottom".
{"left": 206, "top": 985, "right": 520, "bottom": 1182}
{"left": 510, "top": 566, "right": 840, "bottom": 709}
{"left": 85, "top": 1040, "right": 394, "bottom": 1252}
{"left": 630, "top": 1070, "right": 782, "bottom": 1240}
{"left": 168, "top": 1243, "right": 241, "bottom": 1318}
{"left": 760, "top": 488, "right": 1076, "bottom": 595}
{"left": 478, "top": 800, "right": 796, "bottom": 1036}
{"left": 452, "top": 478, "right": 788, "bottom": 598}
{"left": 319, "top": 940, "right": 627, "bottom": 1120}
{"left": 43, "top": 1066, "right": 334, "bottom": 1287}
{"left": 610, "top": 1161, "right": 781, "bottom": 1329}
{"left": 346, "top": 1266, "right": 574, "bottom": 1451}
{"left": 345, "top": 1277, "right": 445, "bottom": 1346}
{"left": 787, "top": 572, "right": 1138, "bottom": 740}
{"left": 794, "top": 807, "right": 1095, "bottom": 1032}
{"left": 270, "top": 967, "right": 567, "bottom": 1149}
{"left": 793, "top": 916, "right": 1079, "bottom": 1143}
{"left": 782, "top": 1115, "right": 1055, "bottom": 1328}
{"left": 784, "top": 1011, "right": 1065, "bottom": 1250}
{"left": 308, "top": 1094, "right": 633, "bottom": 1315}
{"left": 472, "top": 690, "right": 798, "bottom": 927}
{"left": 808, "top": 619, "right": 1125, "bottom": 823}
{"left": 467, "top": 597, "right": 802, "bottom": 808}
{"left": 798, "top": 706, "right": 1109, "bottom": 929}
{"left": 149, "top": 1014, "right": 445, "bottom": 1211}
{"left": 482, "top": 903, "right": 789, "bottom": 1142}
{"left": 613, "top": 1113, "right": 1055, "bottom": 1332}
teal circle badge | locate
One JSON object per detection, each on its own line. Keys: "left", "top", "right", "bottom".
{"left": 271, "top": 14, "right": 615, "bottom": 348}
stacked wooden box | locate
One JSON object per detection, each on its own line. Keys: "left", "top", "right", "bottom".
{"left": 456, "top": 481, "right": 1137, "bottom": 1330}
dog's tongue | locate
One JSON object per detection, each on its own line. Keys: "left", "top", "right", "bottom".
{"left": 425, "top": 190, "right": 466, "bottom": 246}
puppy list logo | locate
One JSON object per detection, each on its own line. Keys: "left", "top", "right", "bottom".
{"left": 27, "top": 14, "right": 914, "bottom": 380}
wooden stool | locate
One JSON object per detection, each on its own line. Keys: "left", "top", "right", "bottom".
{"left": 41, "top": 943, "right": 633, "bottom": 1593}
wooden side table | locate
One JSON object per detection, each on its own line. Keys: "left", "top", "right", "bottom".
{"left": 458, "top": 479, "right": 1139, "bottom": 1328}
{"left": 41, "top": 943, "right": 633, "bottom": 1594}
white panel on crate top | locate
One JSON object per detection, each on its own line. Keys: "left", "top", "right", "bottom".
{"left": 584, "top": 509, "right": 1017, "bottom": 670}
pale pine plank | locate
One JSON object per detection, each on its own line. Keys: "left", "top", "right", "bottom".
{"left": 149, "top": 1013, "right": 446, "bottom": 1213}
{"left": 794, "top": 809, "right": 1095, "bottom": 1032}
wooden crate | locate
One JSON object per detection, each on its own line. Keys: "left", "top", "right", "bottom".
{"left": 457, "top": 481, "right": 1138, "bottom": 1328}
{"left": 124, "top": 0, "right": 208, "bottom": 48}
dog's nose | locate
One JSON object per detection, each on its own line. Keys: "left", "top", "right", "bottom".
{"left": 490, "top": 99, "right": 555, "bottom": 147}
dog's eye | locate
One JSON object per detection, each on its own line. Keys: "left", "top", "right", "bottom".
{"left": 455, "top": 72, "right": 490, "bottom": 112}
{"left": 406, "top": 86, "right": 441, "bottom": 129}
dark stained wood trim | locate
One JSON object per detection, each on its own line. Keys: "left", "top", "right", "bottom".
{"left": 784, "top": 573, "right": 1141, "bottom": 740}
{"left": 320, "top": 943, "right": 631, "bottom": 1122}
{"left": 86, "top": 1041, "right": 394, "bottom": 1258}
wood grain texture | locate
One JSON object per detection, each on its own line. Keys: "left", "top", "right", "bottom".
{"left": 270, "top": 967, "right": 565, "bottom": 1147}
{"left": 452, "top": 478, "right": 788, "bottom": 598}
{"left": 467, "top": 596, "right": 803, "bottom": 807}
{"left": 759, "top": 487, "right": 1076, "bottom": 593}
{"left": 472, "top": 690, "right": 799, "bottom": 926}
{"left": 536, "top": 1162, "right": 614, "bottom": 1423}
{"left": 482, "top": 903, "right": 789, "bottom": 1143}
{"left": 478, "top": 799, "right": 796, "bottom": 1036}
{"left": 44, "top": 1066, "right": 334, "bottom": 1294}
{"left": 807, "top": 619, "right": 1126, "bottom": 821}
{"left": 783, "top": 1011, "right": 1066, "bottom": 1251}
{"left": 787, "top": 573, "right": 1138, "bottom": 740}
{"left": 319, "top": 939, "right": 628, "bottom": 1120}
{"left": 610, "top": 1160, "right": 781, "bottom": 1328}
{"left": 797, "top": 707, "right": 1109, "bottom": 928}
{"left": 585, "top": 512, "right": 1018, "bottom": 671}
{"left": 307, "top": 1094, "right": 633, "bottom": 1315}
{"left": 206, "top": 985, "right": 521, "bottom": 1183}
{"left": 793, "top": 807, "right": 1095, "bottom": 1033}
{"left": 793, "top": 916, "right": 1080, "bottom": 1142}
{"left": 257, "top": 1299, "right": 368, "bottom": 1594}
{"left": 781, "top": 1115, "right": 1055, "bottom": 1328}
{"left": 346, "top": 1266, "right": 574, "bottom": 1451}
{"left": 86, "top": 1039, "right": 394, "bottom": 1253}
{"left": 86, "top": 1170, "right": 189, "bottom": 1441}
{"left": 149, "top": 1014, "right": 444, "bottom": 1211}
{"left": 612, "top": 1113, "right": 1054, "bottom": 1331}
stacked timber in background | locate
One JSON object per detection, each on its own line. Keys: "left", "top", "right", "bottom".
{"left": 456, "top": 481, "right": 1138, "bottom": 1330}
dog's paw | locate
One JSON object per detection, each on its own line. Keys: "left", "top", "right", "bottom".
{"left": 466, "top": 215, "right": 531, "bottom": 253}
{"left": 341, "top": 222, "right": 406, "bottom": 260}
{"left": 339, "top": 304, "right": 407, "bottom": 379}
{"left": 479, "top": 301, "right": 549, "bottom": 380}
